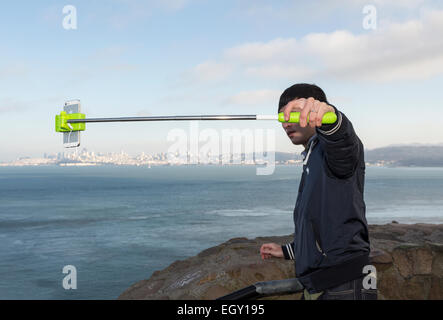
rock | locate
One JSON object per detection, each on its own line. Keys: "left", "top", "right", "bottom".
{"left": 119, "top": 224, "right": 443, "bottom": 300}
{"left": 392, "top": 244, "right": 433, "bottom": 278}
{"left": 369, "top": 248, "right": 392, "bottom": 264}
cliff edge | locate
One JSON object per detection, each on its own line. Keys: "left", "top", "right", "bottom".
{"left": 119, "top": 223, "right": 443, "bottom": 300}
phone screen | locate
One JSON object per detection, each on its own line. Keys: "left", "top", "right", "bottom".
{"left": 63, "top": 100, "right": 81, "bottom": 148}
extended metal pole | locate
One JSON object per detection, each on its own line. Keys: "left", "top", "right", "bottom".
{"left": 68, "top": 115, "right": 278, "bottom": 124}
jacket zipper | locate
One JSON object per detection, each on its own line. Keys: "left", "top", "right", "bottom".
{"left": 315, "top": 240, "right": 327, "bottom": 257}
{"left": 311, "top": 221, "right": 327, "bottom": 257}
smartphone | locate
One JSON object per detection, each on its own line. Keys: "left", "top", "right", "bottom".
{"left": 63, "top": 100, "right": 81, "bottom": 148}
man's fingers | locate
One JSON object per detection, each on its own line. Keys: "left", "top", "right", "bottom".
{"left": 261, "top": 245, "right": 276, "bottom": 256}
{"left": 316, "top": 109, "right": 326, "bottom": 127}
{"left": 317, "top": 102, "right": 334, "bottom": 127}
{"left": 300, "top": 98, "right": 314, "bottom": 127}
{"left": 260, "top": 244, "right": 271, "bottom": 254}
{"left": 311, "top": 100, "right": 322, "bottom": 127}
{"left": 283, "top": 102, "right": 292, "bottom": 122}
{"left": 283, "top": 98, "right": 305, "bottom": 122}
{"left": 282, "top": 98, "right": 334, "bottom": 126}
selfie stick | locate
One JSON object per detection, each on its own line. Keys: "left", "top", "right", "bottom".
{"left": 55, "top": 100, "right": 337, "bottom": 147}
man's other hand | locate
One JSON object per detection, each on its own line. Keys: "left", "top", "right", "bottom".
{"left": 260, "top": 243, "right": 284, "bottom": 260}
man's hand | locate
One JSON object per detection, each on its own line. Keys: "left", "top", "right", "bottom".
{"left": 260, "top": 243, "right": 284, "bottom": 260}
{"left": 282, "top": 97, "right": 336, "bottom": 128}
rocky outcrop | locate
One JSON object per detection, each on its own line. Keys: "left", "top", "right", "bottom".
{"left": 119, "top": 223, "right": 443, "bottom": 300}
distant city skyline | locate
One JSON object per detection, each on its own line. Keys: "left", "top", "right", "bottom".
{"left": 7, "top": 140, "right": 443, "bottom": 160}
{"left": 3, "top": 138, "right": 443, "bottom": 163}
{"left": 3, "top": 143, "right": 443, "bottom": 168}
{"left": 2, "top": 1, "right": 443, "bottom": 161}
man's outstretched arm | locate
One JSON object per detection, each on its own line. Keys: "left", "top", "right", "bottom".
{"left": 316, "top": 104, "right": 361, "bottom": 179}
{"left": 281, "top": 97, "right": 361, "bottom": 180}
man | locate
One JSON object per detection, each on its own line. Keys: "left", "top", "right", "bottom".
{"left": 260, "top": 83, "right": 376, "bottom": 300}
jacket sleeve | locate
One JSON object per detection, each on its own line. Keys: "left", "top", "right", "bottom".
{"left": 315, "top": 104, "right": 361, "bottom": 180}
{"left": 281, "top": 242, "right": 295, "bottom": 260}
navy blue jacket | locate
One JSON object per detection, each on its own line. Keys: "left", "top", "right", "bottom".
{"left": 281, "top": 105, "right": 370, "bottom": 282}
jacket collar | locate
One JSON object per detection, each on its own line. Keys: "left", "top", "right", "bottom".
{"left": 301, "top": 133, "right": 318, "bottom": 165}
{"left": 301, "top": 133, "right": 318, "bottom": 157}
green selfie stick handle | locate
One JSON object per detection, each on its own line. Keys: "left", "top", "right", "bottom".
{"left": 278, "top": 112, "right": 337, "bottom": 124}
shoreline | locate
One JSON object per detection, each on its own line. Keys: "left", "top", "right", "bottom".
{"left": 119, "top": 223, "right": 443, "bottom": 300}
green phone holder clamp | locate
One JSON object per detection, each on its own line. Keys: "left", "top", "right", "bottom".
{"left": 55, "top": 111, "right": 86, "bottom": 132}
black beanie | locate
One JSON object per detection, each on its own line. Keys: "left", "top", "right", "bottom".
{"left": 278, "top": 83, "right": 328, "bottom": 112}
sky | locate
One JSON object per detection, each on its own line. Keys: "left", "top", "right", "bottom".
{"left": 1, "top": 0, "right": 443, "bottom": 161}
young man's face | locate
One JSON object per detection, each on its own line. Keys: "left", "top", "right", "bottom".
{"left": 279, "top": 107, "right": 316, "bottom": 146}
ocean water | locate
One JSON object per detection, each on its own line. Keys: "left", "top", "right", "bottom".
{"left": 0, "top": 165, "right": 442, "bottom": 299}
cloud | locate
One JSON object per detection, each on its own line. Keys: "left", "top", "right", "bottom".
{"left": 188, "top": 61, "right": 234, "bottom": 83}
{"left": 157, "top": 0, "right": 192, "bottom": 11}
{"left": 0, "top": 63, "right": 28, "bottom": 78}
{"left": 224, "top": 38, "right": 300, "bottom": 63}
{"left": 303, "top": 9, "right": 443, "bottom": 81}
{"left": 351, "top": 0, "right": 427, "bottom": 8}
{"left": 190, "top": 9, "right": 443, "bottom": 82}
{"left": 232, "top": 0, "right": 435, "bottom": 32}
{"left": 102, "top": 63, "right": 138, "bottom": 72}
{"left": 135, "top": 109, "right": 152, "bottom": 117}
{"left": 107, "top": 0, "right": 193, "bottom": 28}
{"left": 223, "top": 89, "right": 281, "bottom": 106}
{"left": 245, "top": 64, "right": 313, "bottom": 79}
{"left": 0, "top": 96, "right": 65, "bottom": 114}
{"left": 56, "top": 46, "right": 138, "bottom": 86}
{"left": 0, "top": 99, "right": 29, "bottom": 113}
{"left": 242, "top": 0, "right": 430, "bottom": 19}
